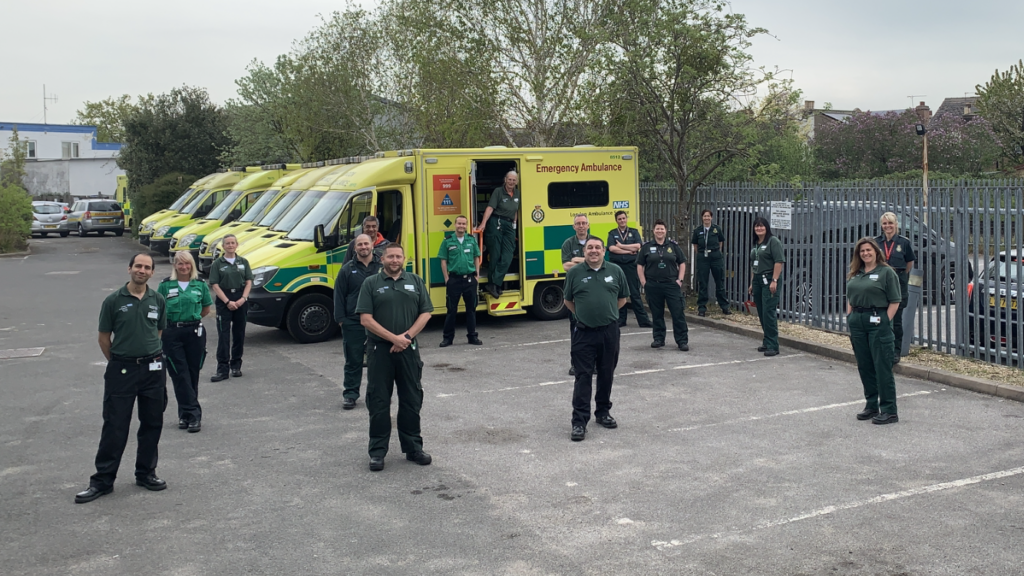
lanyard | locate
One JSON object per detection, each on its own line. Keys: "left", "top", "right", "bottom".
{"left": 883, "top": 239, "right": 896, "bottom": 262}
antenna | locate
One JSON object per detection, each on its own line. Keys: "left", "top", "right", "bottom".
{"left": 43, "top": 85, "right": 59, "bottom": 124}
{"left": 907, "top": 95, "right": 926, "bottom": 108}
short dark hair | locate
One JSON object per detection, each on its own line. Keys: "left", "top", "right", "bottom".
{"left": 653, "top": 219, "right": 667, "bottom": 229}
{"left": 384, "top": 243, "right": 404, "bottom": 254}
{"left": 700, "top": 209, "right": 712, "bottom": 218}
{"left": 455, "top": 214, "right": 468, "bottom": 223}
{"left": 363, "top": 216, "right": 379, "bottom": 225}
{"left": 614, "top": 210, "right": 627, "bottom": 219}
{"left": 129, "top": 253, "right": 154, "bottom": 269}
{"left": 585, "top": 237, "right": 605, "bottom": 248}
{"left": 752, "top": 217, "right": 774, "bottom": 245}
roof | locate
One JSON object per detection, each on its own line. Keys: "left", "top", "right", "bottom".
{"left": 928, "top": 97, "right": 980, "bottom": 127}
{"left": 0, "top": 121, "right": 122, "bottom": 151}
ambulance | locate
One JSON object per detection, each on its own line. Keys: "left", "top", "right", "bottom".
{"left": 138, "top": 174, "right": 216, "bottom": 246}
{"left": 148, "top": 168, "right": 261, "bottom": 255}
{"left": 114, "top": 175, "right": 131, "bottom": 231}
{"left": 244, "top": 146, "right": 640, "bottom": 343}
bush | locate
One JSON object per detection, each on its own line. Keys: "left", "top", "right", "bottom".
{"left": 0, "top": 184, "right": 32, "bottom": 253}
{"left": 133, "top": 172, "right": 198, "bottom": 230}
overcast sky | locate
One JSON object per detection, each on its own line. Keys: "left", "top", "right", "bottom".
{"left": 3, "top": 0, "right": 1021, "bottom": 127}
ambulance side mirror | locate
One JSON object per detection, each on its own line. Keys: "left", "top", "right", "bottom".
{"left": 314, "top": 224, "right": 326, "bottom": 250}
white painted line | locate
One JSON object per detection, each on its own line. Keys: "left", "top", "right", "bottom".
{"left": 466, "top": 330, "right": 668, "bottom": 351}
{"left": 45, "top": 271, "right": 80, "bottom": 275}
{"left": 0, "top": 347, "right": 45, "bottom": 359}
{"left": 667, "top": 390, "right": 936, "bottom": 432}
{"left": 652, "top": 464, "right": 1024, "bottom": 551}
{"left": 435, "top": 355, "right": 797, "bottom": 398}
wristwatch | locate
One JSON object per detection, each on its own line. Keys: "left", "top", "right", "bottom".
{"left": 404, "top": 334, "right": 413, "bottom": 341}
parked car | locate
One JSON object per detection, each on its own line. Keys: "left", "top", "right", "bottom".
{"left": 67, "top": 200, "right": 125, "bottom": 236}
{"left": 967, "top": 250, "right": 1021, "bottom": 356}
{"left": 30, "top": 202, "right": 70, "bottom": 237}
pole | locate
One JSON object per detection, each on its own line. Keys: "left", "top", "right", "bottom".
{"left": 922, "top": 133, "right": 929, "bottom": 226}
{"left": 43, "top": 85, "right": 47, "bottom": 124}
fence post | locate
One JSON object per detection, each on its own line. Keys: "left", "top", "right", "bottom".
{"left": 811, "top": 185, "right": 824, "bottom": 328}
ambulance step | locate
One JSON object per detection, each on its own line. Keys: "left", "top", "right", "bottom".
{"left": 485, "top": 294, "right": 526, "bottom": 316}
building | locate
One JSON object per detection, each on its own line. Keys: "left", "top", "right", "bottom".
{"left": 0, "top": 122, "right": 124, "bottom": 200}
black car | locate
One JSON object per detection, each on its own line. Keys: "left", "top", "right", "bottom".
{"left": 967, "top": 250, "right": 1022, "bottom": 358}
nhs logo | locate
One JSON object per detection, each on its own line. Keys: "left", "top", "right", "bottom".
{"left": 612, "top": 201, "right": 629, "bottom": 209}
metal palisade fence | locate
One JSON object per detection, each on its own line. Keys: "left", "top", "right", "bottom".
{"left": 638, "top": 180, "right": 1024, "bottom": 368}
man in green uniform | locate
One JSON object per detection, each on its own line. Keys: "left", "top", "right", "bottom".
{"left": 356, "top": 244, "right": 434, "bottom": 471}
{"left": 334, "top": 234, "right": 383, "bottom": 410}
{"left": 564, "top": 238, "right": 629, "bottom": 442}
{"left": 76, "top": 254, "right": 168, "bottom": 504}
{"left": 607, "top": 210, "right": 652, "bottom": 328}
{"left": 562, "top": 214, "right": 600, "bottom": 375}
{"left": 208, "top": 235, "right": 253, "bottom": 381}
{"left": 474, "top": 170, "right": 520, "bottom": 298}
{"left": 691, "top": 209, "right": 731, "bottom": 317}
{"left": 875, "top": 212, "right": 916, "bottom": 363}
{"left": 637, "top": 219, "right": 690, "bottom": 351}
{"left": 438, "top": 215, "right": 483, "bottom": 347}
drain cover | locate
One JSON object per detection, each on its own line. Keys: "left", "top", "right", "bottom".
{"left": 0, "top": 347, "right": 45, "bottom": 359}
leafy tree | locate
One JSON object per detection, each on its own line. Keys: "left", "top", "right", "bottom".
{"left": 926, "top": 114, "right": 1002, "bottom": 176}
{"left": 0, "top": 127, "right": 28, "bottom": 189}
{"left": 72, "top": 94, "right": 154, "bottom": 143}
{"left": 813, "top": 110, "right": 920, "bottom": 179}
{"left": 0, "top": 184, "right": 32, "bottom": 253}
{"left": 976, "top": 59, "right": 1024, "bottom": 168}
{"left": 133, "top": 172, "right": 198, "bottom": 226}
{"left": 117, "top": 86, "right": 231, "bottom": 199}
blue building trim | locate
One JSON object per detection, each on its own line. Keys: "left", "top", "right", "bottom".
{"left": 0, "top": 122, "right": 122, "bottom": 152}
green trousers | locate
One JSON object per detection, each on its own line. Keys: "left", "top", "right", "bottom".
{"left": 695, "top": 253, "right": 729, "bottom": 312}
{"left": 341, "top": 319, "right": 367, "bottom": 400}
{"left": 848, "top": 310, "right": 897, "bottom": 414}
{"left": 752, "top": 276, "right": 779, "bottom": 351}
{"left": 484, "top": 217, "right": 516, "bottom": 287}
{"left": 893, "top": 271, "right": 909, "bottom": 356}
{"left": 366, "top": 339, "right": 424, "bottom": 457}
{"left": 644, "top": 282, "right": 688, "bottom": 346}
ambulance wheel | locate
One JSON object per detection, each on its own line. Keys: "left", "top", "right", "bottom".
{"left": 286, "top": 293, "right": 338, "bottom": 343}
{"left": 530, "top": 282, "right": 568, "bottom": 320}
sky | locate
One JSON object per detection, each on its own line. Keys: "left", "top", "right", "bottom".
{"left": 2, "top": 0, "right": 1022, "bottom": 126}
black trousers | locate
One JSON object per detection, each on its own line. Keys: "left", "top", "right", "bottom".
{"left": 90, "top": 356, "right": 167, "bottom": 489}
{"left": 366, "top": 340, "right": 424, "bottom": 457}
{"left": 443, "top": 275, "right": 478, "bottom": 340}
{"left": 162, "top": 324, "right": 206, "bottom": 422}
{"left": 645, "top": 281, "right": 689, "bottom": 346}
{"left": 341, "top": 319, "right": 367, "bottom": 400}
{"left": 570, "top": 322, "right": 620, "bottom": 427}
{"left": 216, "top": 299, "right": 247, "bottom": 373}
{"left": 616, "top": 261, "right": 652, "bottom": 325}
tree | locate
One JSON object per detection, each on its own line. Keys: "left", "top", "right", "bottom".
{"left": 976, "top": 59, "right": 1024, "bottom": 168}
{"left": 813, "top": 110, "right": 920, "bottom": 179}
{"left": 72, "top": 95, "right": 153, "bottom": 143}
{"left": 0, "top": 127, "right": 28, "bottom": 189}
{"left": 117, "top": 86, "right": 231, "bottom": 198}
{"left": 132, "top": 172, "right": 198, "bottom": 226}
{"left": 926, "top": 114, "right": 1002, "bottom": 176}
{"left": 601, "top": 0, "right": 774, "bottom": 236}
{"left": 0, "top": 183, "right": 32, "bottom": 253}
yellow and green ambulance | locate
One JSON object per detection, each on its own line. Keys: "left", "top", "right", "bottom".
{"left": 114, "top": 175, "right": 132, "bottom": 231}
{"left": 245, "top": 147, "right": 640, "bottom": 343}
{"left": 138, "top": 174, "right": 216, "bottom": 246}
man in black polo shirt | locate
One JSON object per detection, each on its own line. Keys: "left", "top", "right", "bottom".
{"left": 76, "top": 254, "right": 168, "bottom": 504}
{"left": 474, "top": 170, "right": 520, "bottom": 298}
{"left": 607, "top": 210, "right": 652, "bottom": 328}
{"left": 333, "top": 234, "right": 383, "bottom": 410}
{"left": 563, "top": 238, "right": 629, "bottom": 442}
{"left": 356, "top": 244, "right": 434, "bottom": 471}
{"left": 562, "top": 213, "right": 600, "bottom": 376}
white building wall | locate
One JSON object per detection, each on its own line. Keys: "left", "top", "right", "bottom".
{"left": 0, "top": 122, "right": 124, "bottom": 198}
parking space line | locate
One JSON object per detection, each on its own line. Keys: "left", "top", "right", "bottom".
{"left": 667, "top": 390, "right": 937, "bottom": 432}
{"left": 466, "top": 330, "right": 659, "bottom": 351}
{"left": 652, "top": 463, "right": 1024, "bottom": 551}
{"left": 435, "top": 355, "right": 799, "bottom": 398}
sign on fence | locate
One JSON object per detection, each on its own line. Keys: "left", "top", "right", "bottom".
{"left": 770, "top": 201, "right": 792, "bottom": 230}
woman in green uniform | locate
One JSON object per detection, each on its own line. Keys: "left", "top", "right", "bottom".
{"left": 846, "top": 237, "right": 902, "bottom": 425}
{"left": 637, "top": 220, "right": 689, "bottom": 351}
{"left": 691, "top": 209, "right": 731, "bottom": 316}
{"left": 158, "top": 251, "right": 213, "bottom": 433}
{"left": 874, "top": 212, "right": 916, "bottom": 363}
{"left": 748, "top": 217, "right": 785, "bottom": 356}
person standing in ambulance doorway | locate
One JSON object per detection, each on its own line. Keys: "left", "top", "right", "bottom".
{"left": 474, "top": 170, "right": 520, "bottom": 299}
{"left": 158, "top": 251, "right": 212, "bottom": 433}
{"left": 334, "top": 234, "right": 383, "bottom": 410}
{"left": 637, "top": 220, "right": 690, "bottom": 351}
{"left": 562, "top": 214, "right": 600, "bottom": 376}
{"left": 846, "top": 237, "right": 902, "bottom": 425}
{"left": 209, "top": 234, "right": 253, "bottom": 382}
{"left": 874, "top": 212, "right": 915, "bottom": 364}
{"left": 563, "top": 237, "right": 630, "bottom": 442}
{"left": 607, "top": 210, "right": 652, "bottom": 328}
{"left": 75, "top": 253, "right": 168, "bottom": 504}
{"left": 342, "top": 216, "right": 390, "bottom": 264}
{"left": 691, "top": 209, "right": 732, "bottom": 317}
{"left": 438, "top": 215, "right": 483, "bottom": 347}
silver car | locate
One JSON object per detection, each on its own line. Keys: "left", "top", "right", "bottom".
{"left": 31, "top": 202, "right": 70, "bottom": 237}
{"left": 67, "top": 199, "right": 125, "bottom": 236}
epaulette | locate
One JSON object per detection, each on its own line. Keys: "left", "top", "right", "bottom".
{"left": 161, "top": 276, "right": 172, "bottom": 283}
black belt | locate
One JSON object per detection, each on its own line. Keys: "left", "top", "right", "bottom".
{"left": 168, "top": 320, "right": 201, "bottom": 328}
{"left": 893, "top": 268, "right": 906, "bottom": 273}
{"left": 851, "top": 307, "right": 880, "bottom": 313}
{"left": 651, "top": 279, "right": 679, "bottom": 284}
{"left": 111, "top": 352, "right": 163, "bottom": 364}
{"left": 448, "top": 272, "right": 475, "bottom": 279}
{"left": 495, "top": 215, "right": 515, "bottom": 223}
{"left": 699, "top": 248, "right": 720, "bottom": 253}
{"left": 576, "top": 321, "right": 615, "bottom": 331}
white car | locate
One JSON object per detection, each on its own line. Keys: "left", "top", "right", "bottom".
{"left": 31, "top": 202, "right": 70, "bottom": 237}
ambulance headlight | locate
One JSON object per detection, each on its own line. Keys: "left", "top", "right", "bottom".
{"left": 178, "top": 234, "right": 197, "bottom": 248}
{"left": 252, "top": 266, "right": 278, "bottom": 288}
{"left": 156, "top": 225, "right": 170, "bottom": 237}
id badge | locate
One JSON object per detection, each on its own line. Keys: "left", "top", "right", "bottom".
{"left": 196, "top": 324, "right": 204, "bottom": 337}
{"left": 149, "top": 361, "right": 163, "bottom": 372}
{"left": 762, "top": 276, "right": 769, "bottom": 285}
{"left": 869, "top": 315, "right": 881, "bottom": 325}
{"left": 704, "top": 250, "right": 710, "bottom": 257}
{"left": 753, "top": 260, "right": 759, "bottom": 267}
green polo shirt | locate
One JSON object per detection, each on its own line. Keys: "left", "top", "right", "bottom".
{"left": 874, "top": 234, "right": 916, "bottom": 271}
{"left": 564, "top": 262, "right": 629, "bottom": 328}
{"left": 606, "top": 227, "right": 643, "bottom": 266}
{"left": 355, "top": 270, "right": 434, "bottom": 342}
{"left": 487, "top": 186, "right": 521, "bottom": 220}
{"left": 157, "top": 277, "right": 213, "bottom": 323}
{"left": 98, "top": 284, "right": 167, "bottom": 358}
{"left": 561, "top": 234, "right": 599, "bottom": 264}
{"left": 750, "top": 236, "right": 785, "bottom": 275}
{"left": 847, "top": 265, "right": 902, "bottom": 309}
{"left": 209, "top": 255, "right": 254, "bottom": 291}
{"left": 438, "top": 233, "right": 481, "bottom": 275}
{"left": 691, "top": 224, "right": 726, "bottom": 252}
{"left": 637, "top": 239, "right": 687, "bottom": 283}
